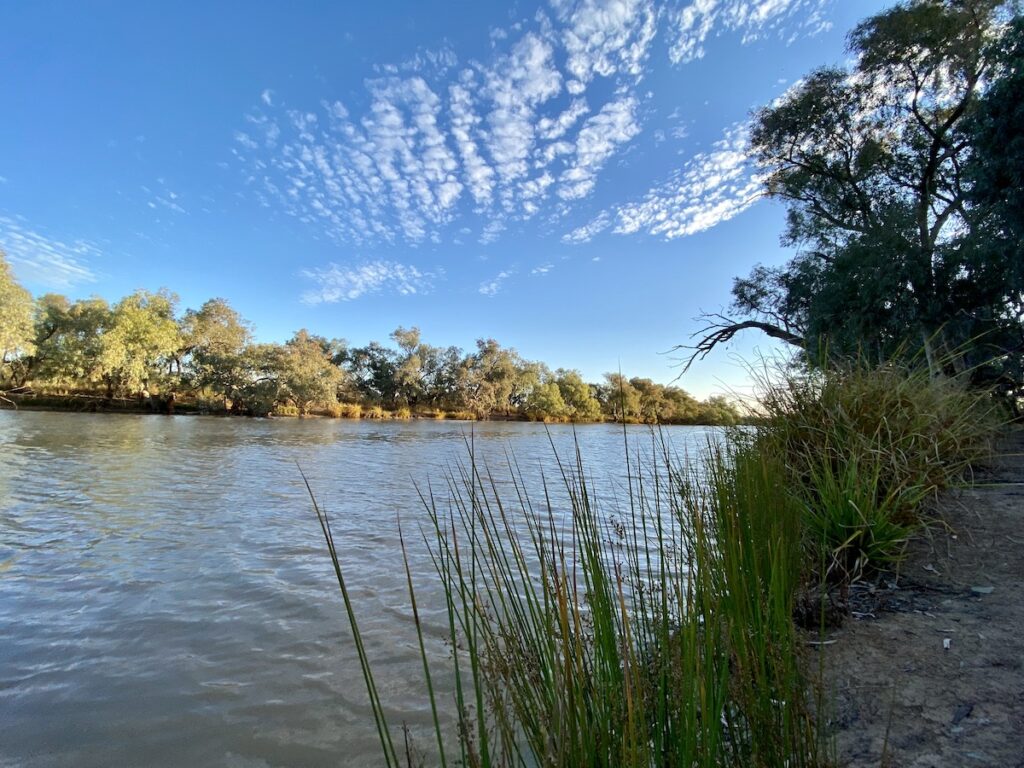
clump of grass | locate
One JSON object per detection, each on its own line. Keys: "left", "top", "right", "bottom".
{"left": 337, "top": 403, "right": 362, "bottom": 419}
{"left": 394, "top": 406, "right": 412, "bottom": 420}
{"left": 365, "top": 405, "right": 387, "bottom": 420}
{"left": 309, "top": 428, "right": 825, "bottom": 767}
{"left": 445, "top": 410, "right": 477, "bottom": 421}
{"left": 753, "top": 359, "right": 999, "bottom": 587}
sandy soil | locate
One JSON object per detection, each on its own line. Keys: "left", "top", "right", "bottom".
{"left": 821, "top": 431, "right": 1024, "bottom": 767}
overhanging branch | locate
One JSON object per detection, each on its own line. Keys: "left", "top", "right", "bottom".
{"left": 676, "top": 314, "right": 806, "bottom": 373}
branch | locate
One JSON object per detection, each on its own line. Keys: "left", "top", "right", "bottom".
{"left": 677, "top": 314, "right": 806, "bottom": 373}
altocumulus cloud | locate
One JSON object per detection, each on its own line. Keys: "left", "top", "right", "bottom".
{"left": 233, "top": 0, "right": 660, "bottom": 247}
{"left": 233, "top": 0, "right": 836, "bottom": 252}
{"left": 301, "top": 261, "right": 436, "bottom": 304}
{"left": 479, "top": 269, "right": 515, "bottom": 297}
{"left": 669, "top": 0, "right": 832, "bottom": 64}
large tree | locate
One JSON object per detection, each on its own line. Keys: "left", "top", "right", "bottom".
{"left": 962, "top": 15, "right": 1024, "bottom": 400}
{"left": 689, "top": 0, "right": 1020, "bottom": 379}
{"left": 180, "top": 298, "right": 254, "bottom": 405}
{"left": 0, "top": 250, "right": 35, "bottom": 388}
{"left": 98, "top": 290, "right": 181, "bottom": 397}
{"left": 22, "top": 295, "right": 111, "bottom": 389}
{"left": 278, "top": 330, "right": 345, "bottom": 414}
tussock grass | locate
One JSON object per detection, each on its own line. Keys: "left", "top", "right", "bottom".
{"left": 753, "top": 361, "right": 999, "bottom": 584}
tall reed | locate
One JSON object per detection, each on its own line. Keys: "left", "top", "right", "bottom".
{"left": 309, "top": 428, "right": 824, "bottom": 767}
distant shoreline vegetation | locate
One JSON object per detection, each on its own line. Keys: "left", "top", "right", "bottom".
{"left": 0, "top": 268, "right": 742, "bottom": 425}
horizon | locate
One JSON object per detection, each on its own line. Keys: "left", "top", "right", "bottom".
{"left": 1, "top": 0, "right": 892, "bottom": 398}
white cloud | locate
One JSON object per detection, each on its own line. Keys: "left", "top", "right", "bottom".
{"left": 562, "top": 210, "right": 611, "bottom": 244}
{"left": 141, "top": 179, "right": 188, "bottom": 216}
{"left": 610, "top": 122, "right": 764, "bottom": 239}
{"left": 480, "top": 218, "right": 506, "bottom": 244}
{"left": 0, "top": 215, "right": 99, "bottom": 289}
{"left": 669, "top": 0, "right": 832, "bottom": 64}
{"left": 232, "top": 5, "right": 651, "bottom": 247}
{"left": 233, "top": 0, "right": 834, "bottom": 250}
{"left": 479, "top": 268, "right": 515, "bottom": 296}
{"left": 557, "top": 0, "right": 658, "bottom": 90}
{"left": 531, "top": 262, "right": 554, "bottom": 275}
{"left": 482, "top": 33, "right": 563, "bottom": 188}
{"left": 558, "top": 95, "right": 640, "bottom": 200}
{"left": 301, "top": 260, "right": 435, "bottom": 304}
{"left": 450, "top": 76, "right": 496, "bottom": 205}
{"left": 537, "top": 98, "right": 589, "bottom": 141}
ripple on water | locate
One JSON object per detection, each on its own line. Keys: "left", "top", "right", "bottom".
{"left": 0, "top": 411, "right": 718, "bottom": 766}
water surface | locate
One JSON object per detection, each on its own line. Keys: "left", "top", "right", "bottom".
{"left": 0, "top": 411, "right": 717, "bottom": 767}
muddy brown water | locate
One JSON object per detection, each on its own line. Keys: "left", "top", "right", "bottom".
{"left": 0, "top": 411, "right": 719, "bottom": 767}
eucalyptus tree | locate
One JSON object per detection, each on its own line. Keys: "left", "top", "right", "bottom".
{"left": 525, "top": 376, "right": 569, "bottom": 421}
{"left": 554, "top": 368, "right": 603, "bottom": 421}
{"left": 279, "top": 329, "right": 345, "bottom": 414}
{"left": 179, "top": 298, "right": 254, "bottom": 405}
{"left": 98, "top": 290, "right": 181, "bottom": 397}
{"left": 963, "top": 15, "right": 1024, "bottom": 401}
{"left": 23, "top": 295, "right": 111, "bottom": 389}
{"left": 460, "top": 339, "right": 522, "bottom": 416}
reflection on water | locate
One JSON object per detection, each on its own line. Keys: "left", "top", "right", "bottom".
{"left": 0, "top": 411, "right": 718, "bottom": 767}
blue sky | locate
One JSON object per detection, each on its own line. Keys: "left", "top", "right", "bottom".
{"left": 0, "top": 0, "right": 891, "bottom": 397}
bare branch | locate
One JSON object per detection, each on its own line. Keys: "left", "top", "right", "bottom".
{"left": 676, "top": 314, "right": 806, "bottom": 373}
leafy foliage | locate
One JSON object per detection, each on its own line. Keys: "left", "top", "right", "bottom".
{"left": 0, "top": 250, "right": 35, "bottom": 385}
{"left": 98, "top": 290, "right": 181, "bottom": 397}
{"left": 4, "top": 279, "right": 741, "bottom": 423}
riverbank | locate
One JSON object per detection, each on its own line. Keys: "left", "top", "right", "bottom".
{"left": 821, "top": 429, "right": 1024, "bottom": 767}
{"left": 0, "top": 391, "right": 744, "bottom": 426}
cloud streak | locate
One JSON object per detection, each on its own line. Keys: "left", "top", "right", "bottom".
{"left": 0, "top": 215, "right": 98, "bottom": 290}
{"left": 232, "top": 0, "right": 838, "bottom": 257}
{"left": 233, "top": 0, "right": 656, "bottom": 247}
{"left": 479, "top": 268, "right": 514, "bottom": 296}
{"left": 564, "top": 122, "right": 764, "bottom": 242}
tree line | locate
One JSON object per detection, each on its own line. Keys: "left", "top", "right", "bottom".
{"left": 0, "top": 265, "right": 741, "bottom": 424}
{"left": 686, "top": 0, "right": 1022, "bottom": 411}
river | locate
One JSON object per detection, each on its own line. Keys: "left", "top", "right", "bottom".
{"left": 0, "top": 411, "right": 719, "bottom": 767}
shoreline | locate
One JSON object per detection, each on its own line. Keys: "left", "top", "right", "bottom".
{"left": 821, "top": 429, "right": 1024, "bottom": 766}
{"left": 0, "top": 393, "right": 740, "bottom": 426}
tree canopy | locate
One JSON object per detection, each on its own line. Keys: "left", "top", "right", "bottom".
{"left": 689, "top": 0, "right": 1022, "bottom": 401}
{"left": 0, "top": 277, "right": 741, "bottom": 424}
{"left": 0, "top": 250, "right": 35, "bottom": 381}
